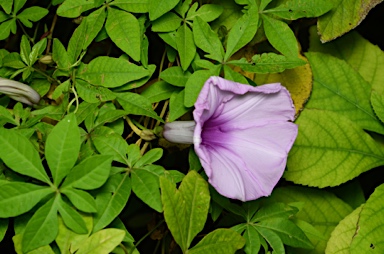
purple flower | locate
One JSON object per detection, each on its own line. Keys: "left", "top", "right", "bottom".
{"left": 163, "top": 76, "right": 297, "bottom": 201}
{"left": 0, "top": 78, "right": 40, "bottom": 105}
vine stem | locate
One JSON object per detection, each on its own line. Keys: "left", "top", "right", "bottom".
{"left": 17, "top": 20, "right": 33, "bottom": 42}
{"left": 46, "top": 14, "right": 58, "bottom": 54}
{"left": 129, "top": 219, "right": 165, "bottom": 254}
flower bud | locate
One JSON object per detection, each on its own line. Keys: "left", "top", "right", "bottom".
{"left": 39, "top": 55, "right": 53, "bottom": 65}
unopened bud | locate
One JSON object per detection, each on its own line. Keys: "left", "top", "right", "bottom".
{"left": 140, "top": 129, "right": 156, "bottom": 141}
{"left": 39, "top": 55, "right": 53, "bottom": 65}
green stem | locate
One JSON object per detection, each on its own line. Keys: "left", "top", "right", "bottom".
{"left": 129, "top": 219, "right": 165, "bottom": 253}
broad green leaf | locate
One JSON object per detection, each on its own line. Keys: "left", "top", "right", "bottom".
{"left": 0, "top": 0, "right": 12, "bottom": 14}
{"left": 309, "top": 27, "right": 384, "bottom": 94}
{"left": 29, "top": 38, "right": 47, "bottom": 65}
{"left": 325, "top": 205, "right": 363, "bottom": 254}
{"left": 22, "top": 197, "right": 59, "bottom": 253}
{"left": 174, "top": 0, "right": 192, "bottom": 17}
{"left": 223, "top": 64, "right": 248, "bottom": 84}
{"left": 305, "top": 52, "right": 384, "bottom": 134}
{"left": 141, "top": 80, "right": 176, "bottom": 103}
{"left": 62, "top": 188, "right": 97, "bottom": 213}
{"left": 92, "top": 133, "right": 128, "bottom": 164}
{"left": 175, "top": 24, "right": 196, "bottom": 71}
{"left": 269, "top": 186, "right": 353, "bottom": 253}
{"left": 160, "top": 170, "right": 210, "bottom": 252}
{"left": 0, "top": 128, "right": 50, "bottom": 183}
{"left": 20, "top": 35, "right": 31, "bottom": 65}
{"left": 0, "top": 218, "right": 7, "bottom": 242}
{"left": 286, "top": 110, "right": 384, "bottom": 187}
{"left": 61, "top": 155, "right": 112, "bottom": 190}
{"left": 331, "top": 180, "right": 365, "bottom": 209}
{"left": 93, "top": 108, "right": 127, "bottom": 129}
{"left": 77, "top": 56, "right": 149, "bottom": 88}
{"left": 17, "top": 7, "right": 48, "bottom": 27}
{"left": 148, "top": 0, "right": 180, "bottom": 20}
{"left": 0, "top": 19, "right": 16, "bottom": 41}
{"left": 187, "top": 4, "right": 223, "bottom": 22}
{"left": 258, "top": 218, "right": 313, "bottom": 249}
{"left": 224, "top": 5, "right": 259, "bottom": 61}
{"left": 243, "top": 225, "right": 261, "bottom": 254}
{"left": 45, "top": 113, "right": 80, "bottom": 186}
{"left": 111, "top": 0, "right": 149, "bottom": 13}
{"left": 14, "top": 235, "right": 55, "bottom": 254}
{"left": 3, "top": 52, "right": 26, "bottom": 69}
{"left": 52, "top": 38, "right": 71, "bottom": 69}
{"left": 75, "top": 101, "right": 100, "bottom": 124}
{"left": 372, "top": 90, "right": 384, "bottom": 124}
{"left": 116, "top": 92, "right": 163, "bottom": 121}
{"left": 158, "top": 31, "right": 177, "bottom": 49}
{"left": 255, "top": 227, "right": 284, "bottom": 254}
{"left": 131, "top": 169, "right": 162, "bottom": 212}
{"left": 229, "top": 53, "right": 306, "bottom": 74}
{"left": 57, "top": 0, "right": 95, "bottom": 18}
{"left": 160, "top": 66, "right": 191, "bottom": 87}
{"left": 188, "top": 229, "right": 245, "bottom": 254}
{"left": 252, "top": 203, "right": 298, "bottom": 223}
{"left": 184, "top": 70, "right": 212, "bottom": 107}
{"left": 210, "top": 0, "right": 243, "bottom": 32}
{"left": 84, "top": 7, "right": 106, "bottom": 49}
{"left": 135, "top": 148, "right": 163, "bottom": 167}
{"left": 67, "top": 19, "right": 87, "bottom": 63}
{"left": 318, "top": 0, "right": 382, "bottom": 42}
{"left": 262, "top": 14, "right": 298, "bottom": 57}
{"left": 193, "top": 17, "right": 224, "bottom": 62}
{"left": 76, "top": 228, "right": 125, "bottom": 254}
{"left": 93, "top": 173, "right": 131, "bottom": 232}
{"left": 105, "top": 7, "right": 141, "bottom": 61}
{"left": 350, "top": 184, "right": 384, "bottom": 253}
{"left": 0, "top": 105, "right": 16, "bottom": 125}
{"left": 0, "top": 182, "right": 53, "bottom": 217}
{"left": 264, "top": 0, "right": 333, "bottom": 20}
{"left": 57, "top": 196, "right": 88, "bottom": 234}
{"left": 76, "top": 79, "right": 116, "bottom": 103}
{"left": 151, "top": 12, "right": 182, "bottom": 32}
{"left": 168, "top": 90, "right": 190, "bottom": 121}
{"left": 127, "top": 144, "right": 141, "bottom": 167}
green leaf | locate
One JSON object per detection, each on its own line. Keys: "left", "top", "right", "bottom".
{"left": 135, "top": 148, "right": 163, "bottom": 167}
{"left": 149, "top": 0, "right": 180, "bottom": 20}
{"left": 76, "top": 228, "right": 125, "bottom": 254}
{"left": 168, "top": 89, "right": 190, "bottom": 121}
{"left": 20, "top": 35, "right": 31, "bottom": 65}
{"left": 57, "top": 196, "right": 88, "bottom": 234}
{"left": 228, "top": 53, "right": 306, "bottom": 73}
{"left": 160, "top": 66, "right": 191, "bottom": 87}
{"left": 258, "top": 218, "right": 313, "bottom": 249}
{"left": 141, "top": 80, "right": 176, "bottom": 103}
{"left": 372, "top": 90, "right": 384, "bottom": 124}
{"left": 57, "top": 0, "right": 95, "bottom": 18}
{"left": 131, "top": 169, "right": 163, "bottom": 212}
{"left": 151, "top": 12, "right": 182, "bottom": 32}
{"left": 0, "top": 219, "right": 7, "bottom": 242}
{"left": 116, "top": 92, "right": 163, "bottom": 121}
{"left": 0, "top": 0, "right": 12, "bottom": 14}
{"left": 77, "top": 56, "right": 149, "bottom": 88}
{"left": 350, "top": 184, "right": 384, "bottom": 252}
{"left": 286, "top": 109, "right": 384, "bottom": 187}
{"left": 111, "top": 0, "right": 149, "bottom": 13}
{"left": 175, "top": 24, "right": 196, "bottom": 71}
{"left": 184, "top": 70, "right": 212, "bottom": 107}
{"left": 17, "top": 7, "right": 48, "bottom": 27}
{"left": 62, "top": 188, "right": 97, "bottom": 213}
{"left": 68, "top": 19, "right": 87, "bottom": 63}
{"left": 252, "top": 203, "right": 299, "bottom": 223}
{"left": 318, "top": 0, "right": 382, "bottom": 42}
{"left": 193, "top": 17, "right": 224, "bottom": 62}
{"left": 254, "top": 227, "right": 284, "bottom": 254}
{"left": 188, "top": 229, "right": 245, "bottom": 254}
{"left": 45, "top": 113, "right": 80, "bottom": 186}
{"left": 0, "top": 19, "right": 16, "bottom": 41}
{"left": 262, "top": 14, "right": 298, "bottom": 57}
{"left": 29, "top": 38, "right": 47, "bottom": 65}
{"left": 224, "top": 5, "right": 259, "bottom": 61}
{"left": 52, "top": 38, "right": 71, "bottom": 69}
{"left": 0, "top": 128, "right": 50, "bottom": 183}
{"left": 187, "top": 4, "right": 223, "bottom": 22}
{"left": 305, "top": 52, "right": 384, "bottom": 134}
{"left": 84, "top": 7, "right": 106, "bottom": 49}
{"left": 3, "top": 52, "right": 26, "bottom": 69}
{"left": 223, "top": 64, "right": 248, "bottom": 84}
{"left": 243, "top": 225, "right": 261, "bottom": 254}
{"left": 160, "top": 170, "right": 210, "bottom": 252}
{"left": 0, "top": 182, "right": 53, "bottom": 217}
{"left": 22, "top": 197, "right": 58, "bottom": 253}
{"left": 269, "top": 186, "right": 353, "bottom": 253}
{"left": 93, "top": 173, "right": 131, "bottom": 232}
{"left": 61, "top": 155, "right": 112, "bottom": 190}
{"left": 92, "top": 133, "right": 128, "bottom": 164}
{"left": 264, "top": 0, "right": 333, "bottom": 20}
{"left": 105, "top": 7, "right": 141, "bottom": 61}
{"left": 76, "top": 79, "right": 116, "bottom": 103}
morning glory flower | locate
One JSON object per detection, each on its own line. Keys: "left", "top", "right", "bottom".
{"left": 163, "top": 76, "right": 298, "bottom": 201}
{"left": 0, "top": 78, "right": 40, "bottom": 105}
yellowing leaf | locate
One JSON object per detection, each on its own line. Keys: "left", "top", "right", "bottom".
{"left": 254, "top": 54, "right": 312, "bottom": 116}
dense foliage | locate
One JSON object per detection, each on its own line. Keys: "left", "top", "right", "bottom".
{"left": 0, "top": 0, "right": 384, "bottom": 253}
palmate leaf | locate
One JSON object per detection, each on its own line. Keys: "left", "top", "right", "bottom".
{"left": 186, "top": 4, "right": 223, "bottom": 22}
{"left": 141, "top": 80, "right": 177, "bottom": 103}
{"left": 148, "top": 0, "right": 180, "bottom": 20}
{"left": 111, "top": 0, "right": 149, "bottom": 13}
{"left": 45, "top": 113, "right": 80, "bottom": 186}
{"left": 67, "top": 18, "right": 87, "bottom": 64}
{"left": 76, "top": 228, "right": 125, "bottom": 254}
{"left": 254, "top": 227, "right": 284, "bottom": 254}
{"left": 0, "top": 182, "right": 53, "bottom": 217}
{"left": 159, "top": 66, "right": 191, "bottom": 87}
{"left": 62, "top": 188, "right": 97, "bottom": 213}
{"left": 305, "top": 52, "right": 384, "bottom": 134}
{"left": 0, "top": 128, "right": 50, "bottom": 183}
{"left": 160, "top": 170, "right": 210, "bottom": 252}
{"left": 84, "top": 7, "right": 106, "bottom": 49}
{"left": 92, "top": 132, "right": 129, "bottom": 164}
{"left": 56, "top": 0, "right": 95, "bottom": 18}
{"left": 151, "top": 12, "right": 182, "bottom": 32}
{"left": 22, "top": 196, "right": 59, "bottom": 253}
{"left": 175, "top": 23, "right": 196, "bottom": 71}
{"left": 57, "top": 196, "right": 88, "bottom": 234}
{"left": 184, "top": 69, "right": 213, "bottom": 107}
{"left": 17, "top": 6, "right": 48, "bottom": 28}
